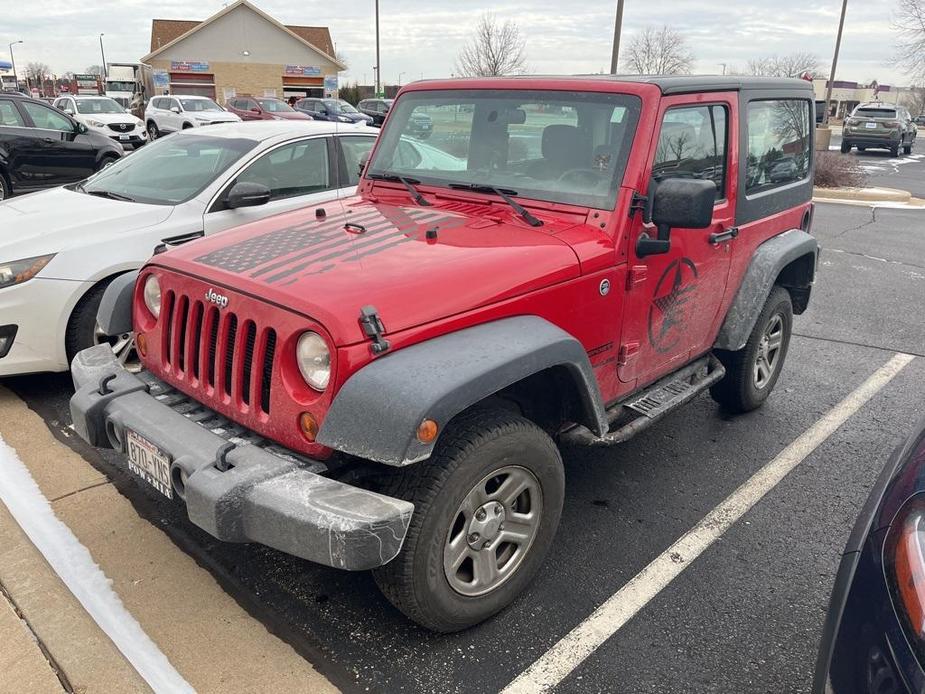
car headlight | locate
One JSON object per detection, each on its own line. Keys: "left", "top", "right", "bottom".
{"left": 296, "top": 331, "right": 330, "bottom": 390}
{"left": 135, "top": 119, "right": 144, "bottom": 128}
{"left": 143, "top": 275, "right": 161, "bottom": 318}
{"left": 87, "top": 119, "right": 105, "bottom": 128}
{"left": 0, "top": 254, "right": 55, "bottom": 290}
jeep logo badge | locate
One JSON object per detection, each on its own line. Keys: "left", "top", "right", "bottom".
{"left": 205, "top": 288, "right": 229, "bottom": 308}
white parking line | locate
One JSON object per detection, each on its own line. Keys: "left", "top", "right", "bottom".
{"left": 0, "top": 436, "right": 194, "bottom": 693}
{"left": 503, "top": 352, "right": 915, "bottom": 694}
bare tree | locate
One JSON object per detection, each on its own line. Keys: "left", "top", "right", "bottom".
{"left": 85, "top": 65, "right": 104, "bottom": 75}
{"left": 901, "top": 86, "right": 925, "bottom": 114}
{"left": 894, "top": 0, "right": 925, "bottom": 81}
{"left": 456, "top": 13, "right": 527, "bottom": 77}
{"left": 25, "top": 62, "right": 50, "bottom": 82}
{"left": 747, "top": 52, "right": 822, "bottom": 78}
{"left": 622, "top": 26, "right": 694, "bottom": 75}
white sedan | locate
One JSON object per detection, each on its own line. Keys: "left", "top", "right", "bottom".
{"left": 0, "top": 121, "right": 378, "bottom": 376}
{"left": 53, "top": 95, "right": 148, "bottom": 150}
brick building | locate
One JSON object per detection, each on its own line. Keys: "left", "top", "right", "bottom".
{"left": 142, "top": 0, "right": 344, "bottom": 104}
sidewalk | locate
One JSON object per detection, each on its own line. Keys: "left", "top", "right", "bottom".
{"left": 0, "top": 586, "right": 64, "bottom": 694}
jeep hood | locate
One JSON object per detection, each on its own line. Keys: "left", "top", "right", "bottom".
{"left": 154, "top": 199, "right": 582, "bottom": 345}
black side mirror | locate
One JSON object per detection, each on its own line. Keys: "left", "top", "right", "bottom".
{"left": 226, "top": 182, "right": 272, "bottom": 209}
{"left": 637, "top": 178, "right": 716, "bottom": 258}
{"left": 358, "top": 151, "right": 370, "bottom": 178}
{"left": 76, "top": 122, "right": 88, "bottom": 135}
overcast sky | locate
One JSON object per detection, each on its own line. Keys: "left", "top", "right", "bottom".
{"left": 1, "top": 0, "right": 913, "bottom": 86}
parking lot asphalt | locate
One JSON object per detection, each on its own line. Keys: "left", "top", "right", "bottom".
{"left": 4, "top": 191, "right": 925, "bottom": 692}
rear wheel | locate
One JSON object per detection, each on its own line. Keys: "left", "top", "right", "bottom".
{"left": 0, "top": 171, "right": 9, "bottom": 201}
{"left": 904, "top": 140, "right": 913, "bottom": 154}
{"left": 710, "top": 286, "right": 793, "bottom": 413}
{"left": 891, "top": 143, "right": 901, "bottom": 157}
{"left": 840, "top": 140, "right": 851, "bottom": 154}
{"left": 372, "top": 408, "right": 564, "bottom": 632}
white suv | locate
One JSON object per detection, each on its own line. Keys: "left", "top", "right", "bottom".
{"left": 145, "top": 95, "right": 240, "bottom": 139}
{"left": 54, "top": 95, "right": 147, "bottom": 150}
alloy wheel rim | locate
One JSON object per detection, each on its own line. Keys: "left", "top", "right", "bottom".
{"left": 753, "top": 313, "right": 784, "bottom": 390}
{"left": 443, "top": 465, "right": 542, "bottom": 597}
{"left": 93, "top": 322, "right": 141, "bottom": 373}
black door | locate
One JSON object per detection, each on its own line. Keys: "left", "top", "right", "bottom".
{"left": 0, "top": 98, "right": 39, "bottom": 192}
{"left": 18, "top": 100, "right": 98, "bottom": 186}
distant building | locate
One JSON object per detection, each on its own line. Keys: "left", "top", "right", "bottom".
{"left": 142, "top": 0, "right": 344, "bottom": 104}
{"left": 813, "top": 78, "right": 918, "bottom": 120}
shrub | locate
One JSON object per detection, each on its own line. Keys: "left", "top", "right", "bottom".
{"left": 814, "top": 151, "right": 869, "bottom": 189}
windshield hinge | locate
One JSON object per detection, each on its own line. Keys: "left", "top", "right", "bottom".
{"left": 629, "top": 191, "right": 648, "bottom": 219}
{"left": 359, "top": 305, "right": 391, "bottom": 356}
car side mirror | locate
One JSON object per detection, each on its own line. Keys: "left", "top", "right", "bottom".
{"left": 251, "top": 107, "right": 260, "bottom": 113}
{"left": 637, "top": 178, "right": 716, "bottom": 258}
{"left": 226, "top": 181, "right": 272, "bottom": 209}
{"left": 76, "top": 122, "right": 88, "bottom": 134}
{"left": 170, "top": 106, "right": 181, "bottom": 114}
{"left": 63, "top": 107, "right": 74, "bottom": 115}
{"left": 358, "top": 151, "right": 370, "bottom": 178}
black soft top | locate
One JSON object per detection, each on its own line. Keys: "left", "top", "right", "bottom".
{"left": 505, "top": 74, "right": 814, "bottom": 95}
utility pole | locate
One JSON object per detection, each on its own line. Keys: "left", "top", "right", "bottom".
{"left": 99, "top": 34, "right": 108, "bottom": 80}
{"left": 609, "top": 0, "right": 625, "bottom": 74}
{"left": 8, "top": 40, "right": 23, "bottom": 91}
{"left": 719, "top": 63, "right": 727, "bottom": 76}
{"left": 823, "top": 0, "right": 848, "bottom": 125}
{"left": 374, "top": 0, "right": 381, "bottom": 96}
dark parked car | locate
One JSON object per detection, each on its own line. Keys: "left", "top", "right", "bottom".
{"left": 225, "top": 96, "right": 314, "bottom": 122}
{"left": 293, "top": 98, "right": 373, "bottom": 125}
{"left": 814, "top": 415, "right": 925, "bottom": 693}
{"left": 0, "top": 93, "right": 123, "bottom": 200}
{"left": 842, "top": 102, "right": 917, "bottom": 156}
{"left": 358, "top": 98, "right": 393, "bottom": 126}
{"left": 915, "top": 115, "right": 925, "bottom": 126}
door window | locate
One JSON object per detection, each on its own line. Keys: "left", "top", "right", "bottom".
{"left": 746, "top": 99, "right": 811, "bottom": 193}
{"left": 0, "top": 100, "right": 25, "bottom": 126}
{"left": 235, "top": 138, "right": 331, "bottom": 201}
{"left": 338, "top": 135, "right": 377, "bottom": 186}
{"left": 20, "top": 102, "right": 74, "bottom": 132}
{"left": 653, "top": 105, "right": 728, "bottom": 196}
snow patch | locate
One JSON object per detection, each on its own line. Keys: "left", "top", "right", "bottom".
{"left": 0, "top": 435, "right": 194, "bottom": 693}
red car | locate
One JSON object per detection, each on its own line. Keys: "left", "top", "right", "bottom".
{"left": 73, "top": 75, "right": 818, "bottom": 632}
{"left": 225, "top": 96, "right": 313, "bottom": 121}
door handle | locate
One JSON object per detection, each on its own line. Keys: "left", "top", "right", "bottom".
{"left": 43, "top": 137, "right": 55, "bottom": 143}
{"left": 709, "top": 227, "right": 739, "bottom": 245}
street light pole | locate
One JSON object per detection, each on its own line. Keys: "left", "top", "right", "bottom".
{"left": 99, "top": 34, "right": 107, "bottom": 80}
{"left": 609, "top": 0, "right": 625, "bottom": 74}
{"left": 823, "top": 0, "right": 848, "bottom": 125}
{"left": 8, "top": 40, "right": 23, "bottom": 92}
{"left": 398, "top": 71, "right": 405, "bottom": 86}
{"left": 374, "top": 0, "right": 381, "bottom": 96}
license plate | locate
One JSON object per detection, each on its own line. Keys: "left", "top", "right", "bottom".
{"left": 125, "top": 429, "right": 173, "bottom": 499}
{"left": 119, "top": 134, "right": 131, "bottom": 140}
{"left": 865, "top": 122, "right": 877, "bottom": 129}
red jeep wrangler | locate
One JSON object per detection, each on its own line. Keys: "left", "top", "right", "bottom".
{"left": 72, "top": 76, "right": 818, "bottom": 632}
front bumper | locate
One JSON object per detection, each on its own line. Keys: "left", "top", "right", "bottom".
{"left": 69, "top": 344, "right": 413, "bottom": 570}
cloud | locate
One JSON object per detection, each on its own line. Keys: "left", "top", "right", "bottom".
{"left": 0, "top": 0, "right": 912, "bottom": 86}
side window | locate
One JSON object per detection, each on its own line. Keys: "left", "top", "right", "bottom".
{"left": 339, "top": 135, "right": 376, "bottom": 186}
{"left": 746, "top": 99, "right": 811, "bottom": 194}
{"left": 20, "top": 102, "right": 73, "bottom": 132}
{"left": 653, "top": 104, "right": 728, "bottom": 196}
{"left": 234, "top": 138, "right": 331, "bottom": 201}
{"left": 0, "top": 100, "right": 25, "bottom": 126}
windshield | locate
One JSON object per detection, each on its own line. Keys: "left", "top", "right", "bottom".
{"left": 79, "top": 134, "right": 257, "bottom": 205}
{"left": 257, "top": 98, "right": 295, "bottom": 113}
{"left": 368, "top": 89, "right": 641, "bottom": 210}
{"left": 180, "top": 98, "right": 222, "bottom": 112}
{"left": 76, "top": 98, "right": 126, "bottom": 115}
{"left": 325, "top": 99, "right": 358, "bottom": 114}
{"left": 106, "top": 81, "right": 135, "bottom": 93}
{"left": 855, "top": 107, "right": 896, "bottom": 119}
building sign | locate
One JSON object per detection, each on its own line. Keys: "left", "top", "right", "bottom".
{"left": 285, "top": 65, "right": 322, "bottom": 77}
{"left": 323, "top": 74, "right": 338, "bottom": 97}
{"left": 171, "top": 61, "right": 210, "bottom": 73}
{"left": 153, "top": 70, "right": 170, "bottom": 88}
{"left": 74, "top": 74, "right": 99, "bottom": 89}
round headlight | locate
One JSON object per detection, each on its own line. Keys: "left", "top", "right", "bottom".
{"left": 143, "top": 275, "right": 161, "bottom": 318}
{"left": 296, "top": 332, "right": 330, "bottom": 391}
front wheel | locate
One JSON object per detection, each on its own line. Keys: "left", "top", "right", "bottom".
{"left": 904, "top": 140, "right": 913, "bottom": 155}
{"left": 372, "top": 408, "right": 564, "bottom": 632}
{"left": 710, "top": 286, "right": 793, "bottom": 413}
{"left": 147, "top": 121, "right": 159, "bottom": 140}
{"left": 0, "top": 172, "right": 9, "bottom": 201}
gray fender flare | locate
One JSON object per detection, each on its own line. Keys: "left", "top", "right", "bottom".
{"left": 316, "top": 316, "right": 608, "bottom": 466}
{"left": 714, "top": 229, "right": 818, "bottom": 351}
{"left": 96, "top": 271, "right": 138, "bottom": 337}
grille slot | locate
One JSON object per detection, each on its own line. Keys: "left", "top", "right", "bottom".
{"left": 163, "top": 291, "right": 175, "bottom": 368}
{"left": 190, "top": 302, "right": 204, "bottom": 380}
{"left": 175, "top": 295, "right": 189, "bottom": 373}
{"left": 241, "top": 322, "right": 257, "bottom": 405}
{"left": 222, "top": 314, "right": 238, "bottom": 397}
{"left": 261, "top": 329, "right": 276, "bottom": 414}
{"left": 207, "top": 307, "right": 220, "bottom": 388}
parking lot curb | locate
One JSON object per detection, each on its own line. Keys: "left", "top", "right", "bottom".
{"left": 813, "top": 186, "right": 925, "bottom": 208}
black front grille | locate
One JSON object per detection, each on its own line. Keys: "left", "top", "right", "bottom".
{"left": 107, "top": 123, "right": 134, "bottom": 132}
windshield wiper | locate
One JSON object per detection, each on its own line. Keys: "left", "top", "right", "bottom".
{"left": 447, "top": 184, "right": 542, "bottom": 227}
{"left": 83, "top": 189, "right": 137, "bottom": 202}
{"left": 367, "top": 172, "right": 432, "bottom": 207}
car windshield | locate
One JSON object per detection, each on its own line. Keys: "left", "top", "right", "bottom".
{"left": 367, "top": 89, "right": 641, "bottom": 210}
{"left": 855, "top": 108, "right": 896, "bottom": 119}
{"left": 106, "top": 81, "right": 135, "bottom": 92}
{"left": 180, "top": 98, "right": 222, "bottom": 112}
{"left": 76, "top": 98, "right": 126, "bottom": 115}
{"left": 325, "top": 99, "right": 358, "bottom": 114}
{"left": 257, "top": 98, "right": 295, "bottom": 113}
{"left": 78, "top": 133, "right": 258, "bottom": 205}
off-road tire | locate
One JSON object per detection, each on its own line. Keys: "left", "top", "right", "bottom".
{"left": 840, "top": 140, "right": 851, "bottom": 154}
{"left": 147, "top": 121, "right": 159, "bottom": 140}
{"left": 65, "top": 281, "right": 111, "bottom": 365}
{"left": 372, "top": 408, "right": 564, "bottom": 632}
{"left": 710, "top": 286, "right": 793, "bottom": 414}
{"left": 0, "top": 171, "right": 9, "bottom": 201}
